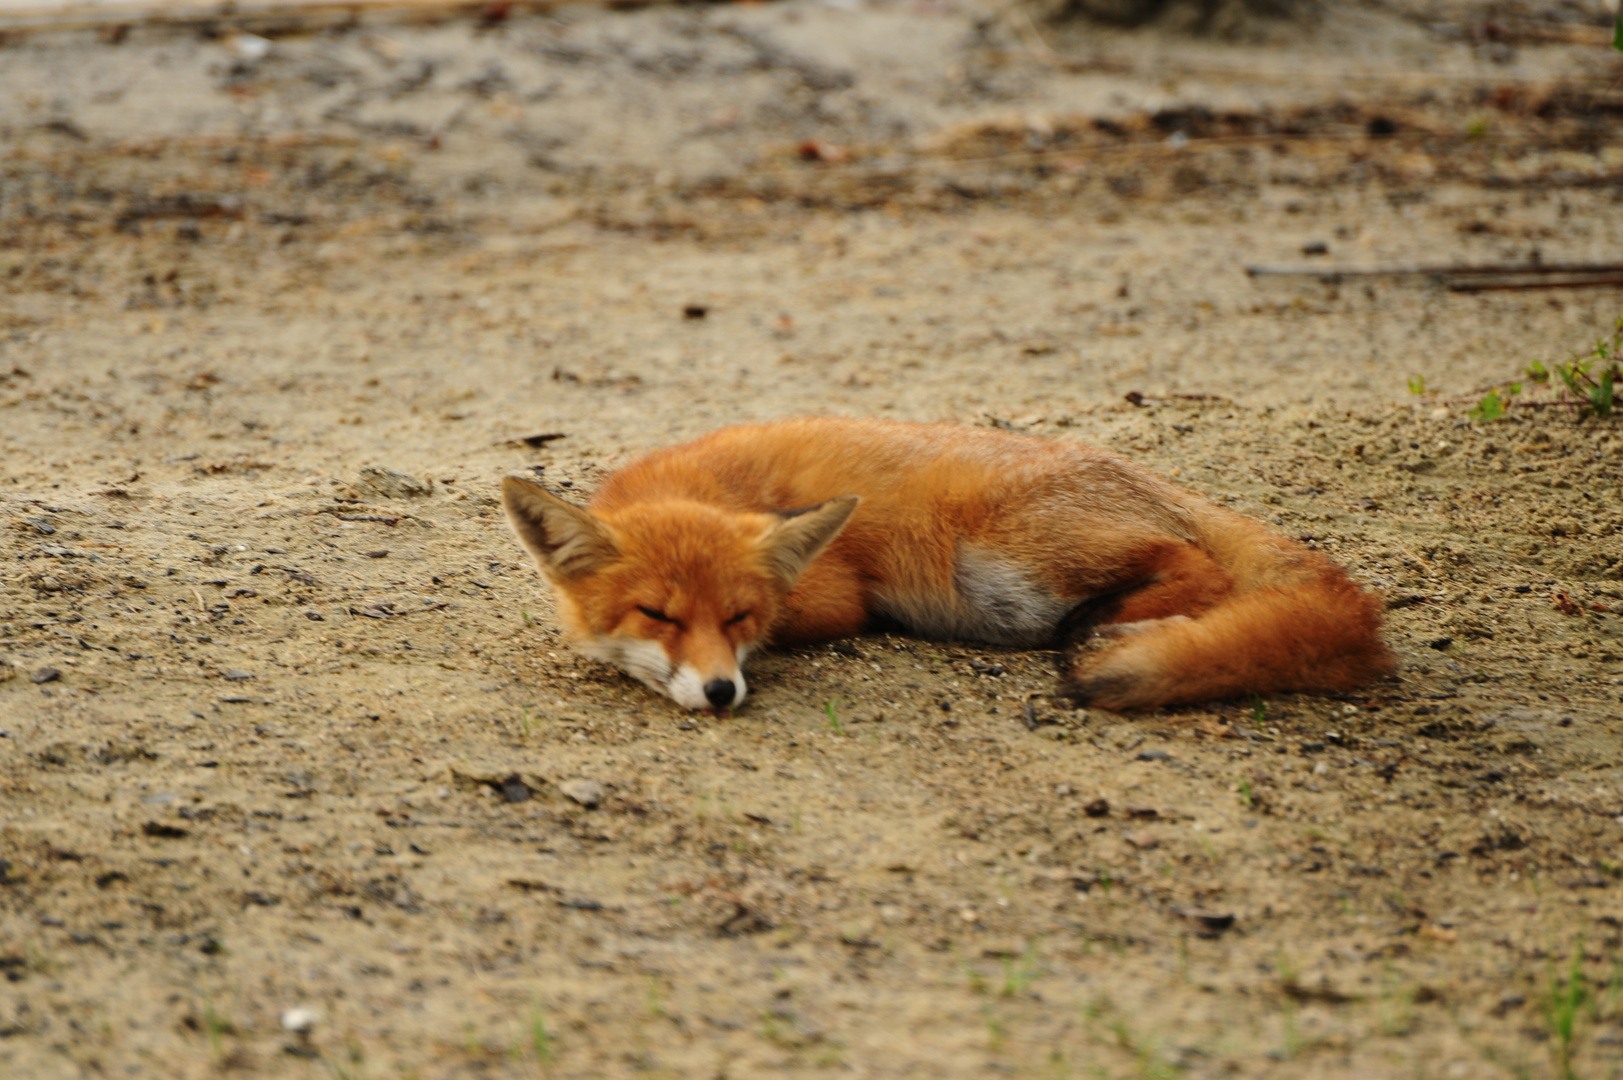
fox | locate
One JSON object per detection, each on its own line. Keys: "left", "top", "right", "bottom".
{"left": 500, "top": 417, "right": 1394, "bottom": 712}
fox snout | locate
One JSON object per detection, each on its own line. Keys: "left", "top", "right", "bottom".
{"left": 584, "top": 635, "right": 748, "bottom": 711}
{"left": 704, "top": 679, "right": 737, "bottom": 708}
{"left": 666, "top": 658, "right": 748, "bottom": 711}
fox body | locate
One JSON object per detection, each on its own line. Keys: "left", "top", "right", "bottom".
{"left": 502, "top": 418, "right": 1393, "bottom": 711}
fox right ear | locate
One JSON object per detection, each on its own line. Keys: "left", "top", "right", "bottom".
{"left": 501, "top": 477, "right": 618, "bottom": 581}
{"left": 761, "top": 494, "right": 860, "bottom": 587}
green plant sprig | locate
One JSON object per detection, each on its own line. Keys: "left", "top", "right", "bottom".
{"left": 1470, "top": 317, "right": 1622, "bottom": 422}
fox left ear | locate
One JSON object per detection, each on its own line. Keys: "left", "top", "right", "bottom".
{"left": 501, "top": 476, "right": 619, "bottom": 582}
{"left": 760, "top": 495, "right": 860, "bottom": 587}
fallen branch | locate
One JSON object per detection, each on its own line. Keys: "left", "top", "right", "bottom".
{"left": 0, "top": 0, "right": 618, "bottom": 37}
{"left": 1247, "top": 261, "right": 1623, "bottom": 292}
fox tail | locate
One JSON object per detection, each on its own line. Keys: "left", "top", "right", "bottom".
{"left": 1062, "top": 509, "right": 1395, "bottom": 711}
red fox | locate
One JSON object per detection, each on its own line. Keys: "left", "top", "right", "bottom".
{"left": 502, "top": 418, "right": 1393, "bottom": 712}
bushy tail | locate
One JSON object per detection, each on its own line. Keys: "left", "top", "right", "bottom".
{"left": 1064, "top": 510, "right": 1395, "bottom": 711}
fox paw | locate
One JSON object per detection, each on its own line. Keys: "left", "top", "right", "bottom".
{"left": 1061, "top": 639, "right": 1164, "bottom": 710}
{"left": 1061, "top": 675, "right": 1129, "bottom": 709}
{"left": 1060, "top": 660, "right": 1139, "bottom": 710}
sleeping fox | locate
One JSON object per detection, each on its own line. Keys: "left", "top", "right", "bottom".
{"left": 501, "top": 418, "right": 1393, "bottom": 712}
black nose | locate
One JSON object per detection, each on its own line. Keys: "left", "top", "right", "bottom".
{"left": 703, "top": 679, "right": 736, "bottom": 708}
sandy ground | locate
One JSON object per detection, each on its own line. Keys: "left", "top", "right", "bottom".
{"left": 5, "top": 1, "right": 1623, "bottom": 1077}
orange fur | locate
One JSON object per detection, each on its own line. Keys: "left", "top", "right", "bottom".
{"left": 502, "top": 418, "right": 1395, "bottom": 711}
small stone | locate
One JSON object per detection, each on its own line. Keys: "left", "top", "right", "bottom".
{"left": 1124, "top": 830, "right": 1159, "bottom": 850}
{"left": 0, "top": 662, "right": 14, "bottom": 684}
{"left": 223, "top": 670, "right": 253, "bottom": 681}
{"left": 356, "top": 467, "right": 433, "bottom": 500}
{"left": 31, "top": 667, "right": 61, "bottom": 685}
{"left": 1177, "top": 908, "right": 1236, "bottom": 938}
{"left": 557, "top": 897, "right": 603, "bottom": 912}
{"left": 499, "top": 775, "right": 531, "bottom": 803}
{"left": 1136, "top": 749, "right": 1170, "bottom": 762}
{"left": 364, "top": 550, "right": 389, "bottom": 559}
{"left": 232, "top": 33, "right": 272, "bottom": 61}
{"left": 1083, "top": 797, "right": 1110, "bottom": 818}
{"left": 1124, "top": 805, "right": 1159, "bottom": 819}
{"left": 280, "top": 1006, "right": 318, "bottom": 1033}
{"left": 25, "top": 517, "right": 56, "bottom": 535}
{"left": 560, "top": 778, "right": 604, "bottom": 808}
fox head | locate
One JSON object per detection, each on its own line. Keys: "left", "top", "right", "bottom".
{"left": 501, "top": 477, "right": 858, "bottom": 711}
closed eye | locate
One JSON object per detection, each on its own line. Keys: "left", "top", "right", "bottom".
{"left": 725, "top": 611, "right": 751, "bottom": 626}
{"left": 638, "top": 606, "right": 676, "bottom": 623}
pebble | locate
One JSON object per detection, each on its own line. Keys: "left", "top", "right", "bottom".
{"left": 31, "top": 667, "right": 62, "bottom": 685}
{"left": 356, "top": 467, "right": 434, "bottom": 499}
{"left": 223, "top": 670, "right": 254, "bottom": 681}
{"left": 1083, "top": 797, "right": 1110, "bottom": 818}
{"left": 558, "top": 897, "right": 603, "bottom": 911}
{"left": 1136, "top": 749, "right": 1170, "bottom": 762}
{"left": 560, "top": 779, "right": 604, "bottom": 808}
{"left": 232, "top": 33, "right": 273, "bottom": 62}
{"left": 280, "top": 1006, "right": 317, "bottom": 1033}
{"left": 1177, "top": 908, "right": 1236, "bottom": 938}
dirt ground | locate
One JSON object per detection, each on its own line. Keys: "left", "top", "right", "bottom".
{"left": 5, "top": 0, "right": 1623, "bottom": 1076}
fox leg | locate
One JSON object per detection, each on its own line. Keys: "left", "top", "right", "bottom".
{"left": 1098, "top": 614, "right": 1192, "bottom": 639}
{"left": 1106, "top": 542, "right": 1232, "bottom": 625}
{"left": 1054, "top": 539, "right": 1241, "bottom": 708}
{"left": 1053, "top": 539, "right": 1231, "bottom": 644}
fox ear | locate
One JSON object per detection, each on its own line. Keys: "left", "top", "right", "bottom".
{"left": 761, "top": 495, "right": 860, "bottom": 587}
{"left": 501, "top": 476, "right": 618, "bottom": 581}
